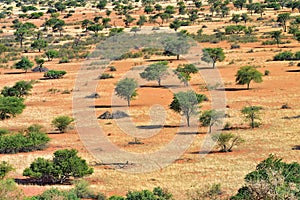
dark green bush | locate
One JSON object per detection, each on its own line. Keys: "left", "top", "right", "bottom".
{"left": 99, "top": 73, "right": 114, "bottom": 79}
{"left": 273, "top": 51, "right": 294, "bottom": 61}
{"left": 44, "top": 70, "right": 66, "bottom": 79}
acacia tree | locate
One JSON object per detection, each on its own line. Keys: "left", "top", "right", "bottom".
{"left": 14, "top": 22, "right": 36, "bottom": 48}
{"left": 14, "top": 57, "right": 34, "bottom": 73}
{"left": 277, "top": 13, "right": 291, "bottom": 32}
{"left": 241, "top": 106, "right": 262, "bottom": 128}
{"left": 140, "top": 61, "right": 169, "bottom": 86}
{"left": 231, "top": 14, "right": 241, "bottom": 24}
{"left": 201, "top": 48, "right": 225, "bottom": 69}
{"left": 235, "top": 66, "right": 263, "bottom": 89}
{"left": 211, "top": 133, "right": 244, "bottom": 152}
{"left": 269, "top": 30, "right": 282, "bottom": 47}
{"left": 23, "top": 149, "right": 93, "bottom": 184}
{"left": 164, "top": 36, "right": 191, "bottom": 60}
{"left": 231, "top": 155, "right": 300, "bottom": 199}
{"left": 169, "top": 91, "right": 205, "bottom": 127}
{"left": 1, "top": 81, "right": 33, "bottom": 98}
{"left": 174, "top": 64, "right": 198, "bottom": 86}
{"left": 233, "top": 0, "right": 246, "bottom": 10}
{"left": 115, "top": 78, "right": 138, "bottom": 107}
{"left": 31, "top": 39, "right": 48, "bottom": 52}
{"left": 199, "top": 110, "right": 223, "bottom": 133}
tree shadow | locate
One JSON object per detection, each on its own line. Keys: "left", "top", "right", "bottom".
{"left": 189, "top": 150, "right": 226, "bottom": 154}
{"left": 292, "top": 145, "right": 300, "bottom": 150}
{"left": 286, "top": 69, "right": 300, "bottom": 73}
{"left": 176, "top": 131, "right": 199, "bottom": 135}
{"left": 136, "top": 125, "right": 162, "bottom": 129}
{"left": 14, "top": 178, "right": 72, "bottom": 186}
{"left": 93, "top": 105, "right": 126, "bottom": 108}
{"left": 139, "top": 84, "right": 179, "bottom": 89}
{"left": 4, "top": 72, "right": 26, "bottom": 75}
{"left": 216, "top": 87, "right": 249, "bottom": 91}
{"left": 282, "top": 115, "right": 300, "bottom": 120}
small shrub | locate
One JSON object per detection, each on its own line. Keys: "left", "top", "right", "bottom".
{"left": 264, "top": 70, "right": 270, "bottom": 76}
{"left": 223, "top": 122, "right": 232, "bottom": 130}
{"left": 52, "top": 116, "right": 74, "bottom": 133}
{"left": 99, "top": 73, "right": 114, "bottom": 79}
{"left": 58, "top": 57, "right": 70, "bottom": 64}
{"left": 108, "top": 66, "right": 116, "bottom": 71}
{"left": 231, "top": 43, "right": 240, "bottom": 49}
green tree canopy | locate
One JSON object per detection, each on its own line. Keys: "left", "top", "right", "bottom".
{"left": 140, "top": 61, "right": 169, "bottom": 86}
{"left": 52, "top": 116, "right": 74, "bottom": 133}
{"left": 231, "top": 155, "right": 300, "bottom": 199}
{"left": 14, "top": 57, "right": 33, "bottom": 73}
{"left": 201, "top": 48, "right": 225, "bottom": 68}
{"left": 199, "top": 110, "right": 223, "bottom": 133}
{"left": 235, "top": 66, "right": 263, "bottom": 89}
{"left": 115, "top": 78, "right": 138, "bottom": 107}
{"left": 164, "top": 36, "right": 191, "bottom": 60}
{"left": 23, "top": 149, "right": 93, "bottom": 184}
{"left": 174, "top": 64, "right": 199, "bottom": 86}
{"left": 31, "top": 39, "right": 48, "bottom": 52}
{"left": 1, "top": 80, "right": 33, "bottom": 98}
{"left": 0, "top": 96, "right": 25, "bottom": 120}
{"left": 241, "top": 106, "right": 262, "bottom": 128}
{"left": 277, "top": 13, "right": 291, "bottom": 32}
{"left": 170, "top": 91, "right": 206, "bottom": 127}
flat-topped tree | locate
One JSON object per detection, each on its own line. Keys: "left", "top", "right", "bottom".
{"left": 233, "top": 0, "right": 246, "bottom": 10}
{"left": 14, "top": 57, "right": 34, "bottom": 73}
{"left": 235, "top": 66, "right": 263, "bottom": 90}
{"left": 140, "top": 61, "right": 169, "bottom": 86}
{"left": 115, "top": 78, "right": 138, "bottom": 107}
{"left": 201, "top": 48, "right": 225, "bottom": 69}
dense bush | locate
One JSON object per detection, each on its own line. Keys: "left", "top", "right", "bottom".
{"left": 44, "top": 70, "right": 66, "bottom": 79}
{"left": 0, "top": 126, "right": 50, "bottom": 154}
{"left": 273, "top": 51, "right": 299, "bottom": 61}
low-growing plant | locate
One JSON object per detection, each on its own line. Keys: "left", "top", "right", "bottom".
{"left": 99, "top": 73, "right": 114, "bottom": 79}
{"left": 52, "top": 115, "right": 74, "bottom": 133}
{"left": 44, "top": 70, "right": 66, "bottom": 79}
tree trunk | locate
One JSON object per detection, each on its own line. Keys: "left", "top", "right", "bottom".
{"left": 158, "top": 78, "right": 161, "bottom": 86}
{"left": 177, "top": 54, "right": 180, "bottom": 60}
{"left": 127, "top": 97, "right": 130, "bottom": 107}
{"left": 247, "top": 82, "right": 250, "bottom": 90}
{"left": 186, "top": 114, "right": 190, "bottom": 127}
{"left": 212, "top": 61, "right": 216, "bottom": 69}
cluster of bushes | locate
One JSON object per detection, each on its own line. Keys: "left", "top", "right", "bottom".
{"left": 273, "top": 51, "right": 300, "bottom": 61}
{"left": 0, "top": 125, "right": 50, "bottom": 154}
{"left": 28, "top": 185, "right": 172, "bottom": 200}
